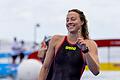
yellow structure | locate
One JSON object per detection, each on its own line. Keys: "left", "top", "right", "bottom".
{"left": 85, "top": 63, "right": 120, "bottom": 71}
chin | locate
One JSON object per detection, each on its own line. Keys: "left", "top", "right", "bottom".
{"left": 69, "top": 31, "right": 76, "bottom": 34}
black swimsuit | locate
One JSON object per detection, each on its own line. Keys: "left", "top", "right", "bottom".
{"left": 47, "top": 36, "right": 86, "bottom": 80}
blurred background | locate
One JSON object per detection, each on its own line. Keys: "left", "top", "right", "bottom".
{"left": 0, "top": 0, "right": 120, "bottom": 80}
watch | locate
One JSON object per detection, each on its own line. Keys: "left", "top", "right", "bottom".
{"left": 82, "top": 46, "right": 89, "bottom": 54}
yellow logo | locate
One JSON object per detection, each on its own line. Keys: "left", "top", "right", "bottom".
{"left": 65, "top": 46, "right": 76, "bottom": 50}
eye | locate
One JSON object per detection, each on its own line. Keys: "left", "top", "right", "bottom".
{"left": 71, "top": 17, "right": 76, "bottom": 21}
{"left": 66, "top": 18, "right": 69, "bottom": 22}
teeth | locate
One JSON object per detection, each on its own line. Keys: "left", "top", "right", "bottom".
{"left": 69, "top": 25, "right": 73, "bottom": 27}
{"left": 69, "top": 25, "right": 74, "bottom": 28}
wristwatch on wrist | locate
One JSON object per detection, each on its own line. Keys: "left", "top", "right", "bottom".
{"left": 77, "top": 44, "right": 89, "bottom": 54}
{"left": 81, "top": 46, "right": 89, "bottom": 54}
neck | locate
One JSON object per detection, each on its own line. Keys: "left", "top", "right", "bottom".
{"left": 67, "top": 32, "right": 83, "bottom": 43}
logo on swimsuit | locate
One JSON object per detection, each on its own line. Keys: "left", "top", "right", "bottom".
{"left": 65, "top": 46, "right": 76, "bottom": 50}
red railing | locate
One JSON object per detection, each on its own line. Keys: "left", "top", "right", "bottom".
{"left": 94, "top": 39, "right": 120, "bottom": 47}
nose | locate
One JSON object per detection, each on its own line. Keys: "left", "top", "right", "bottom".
{"left": 67, "top": 19, "right": 72, "bottom": 24}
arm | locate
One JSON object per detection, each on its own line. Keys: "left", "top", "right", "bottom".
{"left": 38, "top": 37, "right": 55, "bottom": 80}
{"left": 84, "top": 40, "right": 100, "bottom": 75}
{"left": 38, "top": 40, "right": 48, "bottom": 59}
{"left": 37, "top": 47, "right": 47, "bottom": 59}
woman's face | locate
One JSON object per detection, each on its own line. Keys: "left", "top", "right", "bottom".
{"left": 66, "top": 11, "right": 84, "bottom": 34}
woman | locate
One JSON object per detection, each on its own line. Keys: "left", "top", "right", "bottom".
{"left": 39, "top": 9, "right": 100, "bottom": 80}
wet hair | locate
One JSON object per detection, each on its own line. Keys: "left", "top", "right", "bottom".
{"left": 68, "top": 9, "right": 89, "bottom": 39}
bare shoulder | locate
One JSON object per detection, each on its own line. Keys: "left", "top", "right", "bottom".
{"left": 85, "top": 39, "right": 97, "bottom": 48}
{"left": 52, "top": 35, "right": 64, "bottom": 40}
{"left": 50, "top": 35, "right": 65, "bottom": 46}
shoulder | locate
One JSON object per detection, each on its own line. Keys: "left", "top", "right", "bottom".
{"left": 51, "top": 35, "right": 65, "bottom": 43}
{"left": 49, "top": 35, "right": 65, "bottom": 46}
{"left": 85, "top": 39, "right": 97, "bottom": 48}
{"left": 84, "top": 39, "right": 98, "bottom": 56}
{"left": 52, "top": 35, "right": 65, "bottom": 39}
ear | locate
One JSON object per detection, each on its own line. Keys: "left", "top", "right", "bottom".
{"left": 81, "top": 21, "right": 84, "bottom": 26}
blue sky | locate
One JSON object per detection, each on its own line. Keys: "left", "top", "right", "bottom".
{"left": 0, "top": 0, "right": 120, "bottom": 43}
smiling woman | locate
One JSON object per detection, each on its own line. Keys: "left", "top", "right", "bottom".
{"left": 39, "top": 9, "right": 100, "bottom": 80}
